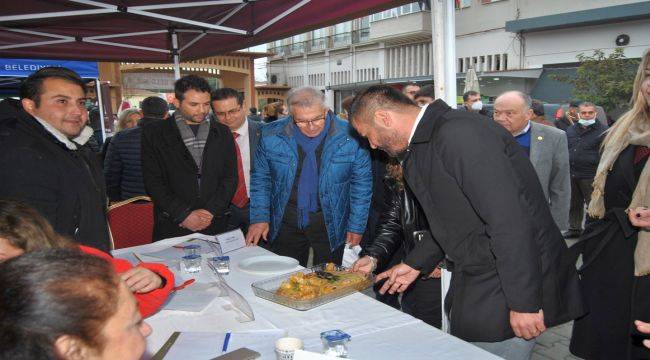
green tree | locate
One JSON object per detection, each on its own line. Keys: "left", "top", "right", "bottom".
{"left": 552, "top": 48, "right": 639, "bottom": 113}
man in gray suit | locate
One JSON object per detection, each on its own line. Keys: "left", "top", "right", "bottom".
{"left": 494, "top": 91, "right": 570, "bottom": 231}
{"left": 211, "top": 88, "right": 262, "bottom": 233}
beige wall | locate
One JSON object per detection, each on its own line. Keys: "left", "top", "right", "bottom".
{"left": 219, "top": 71, "right": 252, "bottom": 110}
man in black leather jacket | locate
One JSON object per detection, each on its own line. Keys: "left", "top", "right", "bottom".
{"left": 354, "top": 162, "right": 443, "bottom": 328}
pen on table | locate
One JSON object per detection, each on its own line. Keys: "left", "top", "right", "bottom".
{"left": 132, "top": 252, "right": 144, "bottom": 264}
{"left": 222, "top": 332, "right": 231, "bottom": 353}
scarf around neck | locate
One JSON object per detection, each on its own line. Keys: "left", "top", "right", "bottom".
{"left": 293, "top": 114, "right": 331, "bottom": 229}
{"left": 588, "top": 119, "right": 650, "bottom": 276}
{"left": 175, "top": 112, "right": 210, "bottom": 171}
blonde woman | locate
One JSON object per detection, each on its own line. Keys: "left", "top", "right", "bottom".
{"left": 116, "top": 108, "right": 143, "bottom": 132}
{"left": 570, "top": 50, "right": 650, "bottom": 359}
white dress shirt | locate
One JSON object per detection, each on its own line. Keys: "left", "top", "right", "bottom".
{"left": 408, "top": 104, "right": 429, "bottom": 145}
{"left": 233, "top": 118, "right": 251, "bottom": 197}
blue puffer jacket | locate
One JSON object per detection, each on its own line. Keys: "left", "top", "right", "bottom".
{"left": 104, "top": 119, "right": 155, "bottom": 201}
{"left": 250, "top": 113, "right": 372, "bottom": 250}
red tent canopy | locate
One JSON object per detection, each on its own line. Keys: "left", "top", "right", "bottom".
{"left": 0, "top": 0, "right": 410, "bottom": 62}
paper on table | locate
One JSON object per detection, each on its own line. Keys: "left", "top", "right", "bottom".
{"left": 160, "top": 329, "right": 286, "bottom": 360}
{"left": 162, "top": 283, "right": 221, "bottom": 312}
{"left": 293, "top": 350, "right": 344, "bottom": 360}
{"left": 216, "top": 229, "right": 246, "bottom": 254}
{"left": 140, "top": 238, "right": 219, "bottom": 262}
{"left": 341, "top": 245, "right": 362, "bottom": 268}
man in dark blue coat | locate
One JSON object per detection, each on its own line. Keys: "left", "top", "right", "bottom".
{"left": 104, "top": 96, "right": 169, "bottom": 202}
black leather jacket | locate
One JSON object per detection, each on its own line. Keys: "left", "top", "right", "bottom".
{"left": 361, "top": 176, "right": 437, "bottom": 270}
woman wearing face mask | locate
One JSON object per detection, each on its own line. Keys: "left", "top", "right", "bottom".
{"left": 0, "top": 249, "right": 152, "bottom": 360}
{"left": 0, "top": 199, "right": 174, "bottom": 318}
{"left": 570, "top": 49, "right": 650, "bottom": 359}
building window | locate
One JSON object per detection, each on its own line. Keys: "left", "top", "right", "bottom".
{"left": 311, "top": 29, "right": 327, "bottom": 51}
{"left": 333, "top": 21, "right": 352, "bottom": 47}
{"left": 370, "top": 2, "right": 423, "bottom": 22}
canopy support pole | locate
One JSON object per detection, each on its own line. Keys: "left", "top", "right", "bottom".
{"left": 171, "top": 31, "right": 181, "bottom": 80}
{"left": 431, "top": 0, "right": 457, "bottom": 334}
{"left": 95, "top": 79, "right": 107, "bottom": 143}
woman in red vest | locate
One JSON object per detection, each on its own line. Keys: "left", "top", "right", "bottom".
{"left": 0, "top": 199, "right": 173, "bottom": 318}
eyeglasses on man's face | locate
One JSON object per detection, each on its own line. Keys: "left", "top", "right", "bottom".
{"left": 214, "top": 106, "right": 241, "bottom": 118}
{"left": 294, "top": 115, "right": 326, "bottom": 128}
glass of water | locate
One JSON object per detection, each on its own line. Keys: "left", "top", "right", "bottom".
{"left": 181, "top": 254, "right": 202, "bottom": 273}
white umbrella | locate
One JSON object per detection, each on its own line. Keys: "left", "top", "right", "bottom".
{"left": 463, "top": 67, "right": 481, "bottom": 94}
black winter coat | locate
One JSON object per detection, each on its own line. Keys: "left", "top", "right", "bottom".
{"left": 0, "top": 99, "right": 111, "bottom": 252}
{"left": 566, "top": 121, "right": 607, "bottom": 180}
{"left": 401, "top": 100, "right": 584, "bottom": 342}
{"left": 141, "top": 117, "right": 237, "bottom": 240}
{"left": 361, "top": 176, "right": 440, "bottom": 270}
{"left": 570, "top": 145, "right": 650, "bottom": 359}
{"left": 104, "top": 117, "right": 159, "bottom": 202}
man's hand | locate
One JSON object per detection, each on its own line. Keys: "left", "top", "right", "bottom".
{"left": 510, "top": 310, "right": 546, "bottom": 340}
{"left": 628, "top": 207, "right": 650, "bottom": 228}
{"left": 352, "top": 256, "right": 376, "bottom": 275}
{"left": 428, "top": 267, "right": 442, "bottom": 278}
{"left": 246, "top": 222, "right": 269, "bottom": 246}
{"left": 121, "top": 267, "right": 163, "bottom": 294}
{"left": 635, "top": 320, "right": 650, "bottom": 349}
{"left": 181, "top": 209, "right": 213, "bottom": 231}
{"left": 346, "top": 232, "right": 363, "bottom": 246}
{"left": 375, "top": 263, "right": 420, "bottom": 295}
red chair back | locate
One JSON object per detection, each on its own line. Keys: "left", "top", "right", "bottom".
{"left": 108, "top": 196, "right": 154, "bottom": 250}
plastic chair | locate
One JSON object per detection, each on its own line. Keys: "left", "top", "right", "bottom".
{"left": 107, "top": 196, "right": 154, "bottom": 250}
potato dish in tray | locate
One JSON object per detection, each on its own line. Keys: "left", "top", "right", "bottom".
{"left": 251, "top": 263, "right": 373, "bottom": 310}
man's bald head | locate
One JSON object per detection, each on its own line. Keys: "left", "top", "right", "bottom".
{"left": 494, "top": 91, "right": 533, "bottom": 135}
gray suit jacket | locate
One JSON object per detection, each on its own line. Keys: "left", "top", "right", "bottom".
{"left": 529, "top": 122, "right": 570, "bottom": 231}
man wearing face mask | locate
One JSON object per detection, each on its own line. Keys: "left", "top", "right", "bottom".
{"left": 564, "top": 102, "right": 608, "bottom": 238}
{"left": 461, "top": 90, "right": 491, "bottom": 117}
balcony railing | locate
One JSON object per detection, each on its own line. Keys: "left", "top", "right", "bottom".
{"left": 268, "top": 29, "right": 371, "bottom": 57}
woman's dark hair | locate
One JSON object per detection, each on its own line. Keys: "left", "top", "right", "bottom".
{"left": 0, "top": 249, "right": 120, "bottom": 359}
{"left": 0, "top": 200, "right": 73, "bottom": 253}
{"left": 174, "top": 74, "right": 211, "bottom": 102}
{"left": 20, "top": 67, "right": 87, "bottom": 107}
{"left": 211, "top": 87, "right": 244, "bottom": 106}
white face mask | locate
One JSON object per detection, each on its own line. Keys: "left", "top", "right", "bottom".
{"left": 578, "top": 118, "right": 596, "bottom": 126}
{"left": 471, "top": 100, "right": 483, "bottom": 111}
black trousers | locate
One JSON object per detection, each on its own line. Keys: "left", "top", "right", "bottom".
{"left": 569, "top": 177, "right": 594, "bottom": 231}
{"left": 271, "top": 208, "right": 343, "bottom": 267}
{"left": 401, "top": 277, "right": 442, "bottom": 329}
{"left": 226, "top": 203, "right": 250, "bottom": 234}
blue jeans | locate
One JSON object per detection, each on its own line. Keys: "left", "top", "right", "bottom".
{"left": 472, "top": 337, "right": 535, "bottom": 360}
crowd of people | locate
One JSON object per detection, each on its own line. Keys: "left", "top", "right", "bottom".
{"left": 0, "top": 48, "right": 648, "bottom": 359}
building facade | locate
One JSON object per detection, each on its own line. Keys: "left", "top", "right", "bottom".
{"left": 267, "top": 0, "right": 650, "bottom": 110}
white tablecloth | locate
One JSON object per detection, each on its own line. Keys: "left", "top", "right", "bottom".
{"left": 113, "top": 234, "right": 501, "bottom": 359}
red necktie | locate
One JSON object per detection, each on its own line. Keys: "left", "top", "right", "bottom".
{"left": 231, "top": 132, "right": 249, "bottom": 208}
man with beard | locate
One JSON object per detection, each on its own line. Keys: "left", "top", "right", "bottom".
{"left": 348, "top": 85, "right": 583, "bottom": 360}
{"left": 142, "top": 75, "right": 237, "bottom": 240}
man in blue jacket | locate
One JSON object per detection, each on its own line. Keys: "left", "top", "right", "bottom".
{"left": 245, "top": 86, "right": 372, "bottom": 266}
{"left": 104, "top": 96, "right": 169, "bottom": 202}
